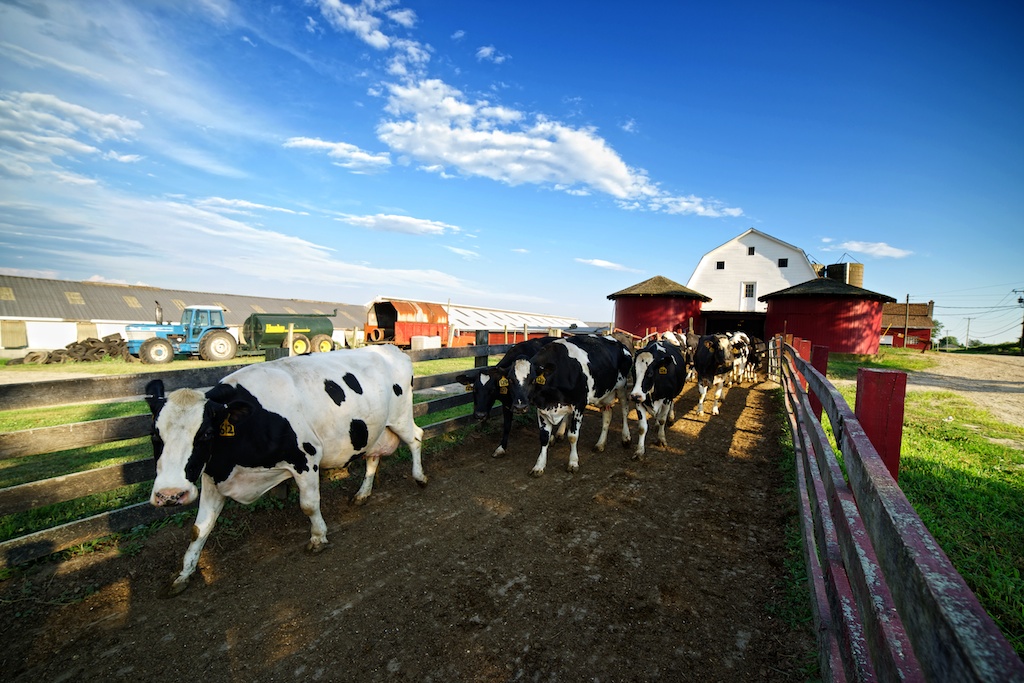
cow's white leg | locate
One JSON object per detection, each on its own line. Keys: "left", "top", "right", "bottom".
{"left": 391, "top": 422, "right": 428, "bottom": 487}
{"left": 712, "top": 378, "right": 725, "bottom": 415}
{"left": 617, "top": 387, "right": 631, "bottom": 447}
{"left": 633, "top": 406, "right": 649, "bottom": 459}
{"left": 171, "top": 473, "right": 225, "bottom": 595}
{"left": 594, "top": 406, "right": 612, "bottom": 453}
{"left": 654, "top": 400, "right": 671, "bottom": 446}
{"left": 531, "top": 413, "right": 554, "bottom": 477}
{"left": 697, "top": 381, "right": 708, "bottom": 415}
{"left": 566, "top": 409, "right": 583, "bottom": 473}
{"left": 294, "top": 469, "right": 328, "bottom": 551}
{"left": 353, "top": 455, "right": 380, "bottom": 505}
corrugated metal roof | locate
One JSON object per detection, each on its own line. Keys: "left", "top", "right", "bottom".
{"left": 607, "top": 276, "right": 711, "bottom": 301}
{"left": 758, "top": 278, "right": 896, "bottom": 303}
{"left": 369, "top": 298, "right": 587, "bottom": 331}
{"left": 0, "top": 275, "right": 366, "bottom": 328}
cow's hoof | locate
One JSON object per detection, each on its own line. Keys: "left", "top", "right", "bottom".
{"left": 491, "top": 446, "right": 506, "bottom": 458}
{"left": 529, "top": 468, "right": 544, "bottom": 478}
{"left": 415, "top": 476, "right": 429, "bottom": 488}
{"left": 712, "top": 408, "right": 720, "bottom": 416}
{"left": 307, "top": 539, "right": 329, "bottom": 553}
{"left": 162, "top": 575, "right": 190, "bottom": 598}
{"left": 632, "top": 451, "right": 645, "bottom": 461}
{"left": 352, "top": 495, "right": 369, "bottom": 506}
{"left": 620, "top": 438, "right": 631, "bottom": 448}
{"left": 567, "top": 464, "right": 579, "bottom": 474}
{"left": 594, "top": 444, "right": 606, "bottom": 453}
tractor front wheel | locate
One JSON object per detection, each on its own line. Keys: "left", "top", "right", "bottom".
{"left": 311, "top": 334, "right": 335, "bottom": 353}
{"left": 286, "top": 334, "right": 311, "bottom": 355}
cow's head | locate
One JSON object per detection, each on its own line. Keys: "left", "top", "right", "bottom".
{"left": 506, "top": 358, "right": 536, "bottom": 414}
{"left": 630, "top": 342, "right": 673, "bottom": 403}
{"left": 145, "top": 379, "right": 231, "bottom": 507}
{"left": 456, "top": 367, "right": 512, "bottom": 421}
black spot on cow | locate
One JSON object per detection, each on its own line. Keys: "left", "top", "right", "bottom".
{"left": 313, "top": 464, "right": 319, "bottom": 472}
{"left": 324, "top": 379, "right": 346, "bottom": 406}
{"left": 303, "top": 442, "right": 316, "bottom": 455}
{"left": 343, "top": 373, "right": 363, "bottom": 395}
{"left": 392, "top": 383, "right": 403, "bottom": 396}
{"left": 349, "top": 419, "right": 369, "bottom": 450}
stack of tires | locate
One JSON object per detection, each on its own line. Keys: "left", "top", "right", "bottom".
{"left": 8, "top": 334, "right": 133, "bottom": 365}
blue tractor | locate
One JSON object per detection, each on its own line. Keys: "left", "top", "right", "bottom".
{"left": 125, "top": 304, "right": 238, "bottom": 364}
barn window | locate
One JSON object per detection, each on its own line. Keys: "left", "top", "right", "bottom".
{"left": 747, "top": 246, "right": 755, "bottom": 256}
{"left": 0, "top": 287, "right": 14, "bottom": 301}
{"left": 716, "top": 261, "right": 725, "bottom": 270}
{"left": 171, "top": 299, "right": 186, "bottom": 310}
{"left": 744, "top": 283, "right": 756, "bottom": 298}
{"left": 251, "top": 304, "right": 266, "bottom": 313}
{"left": 778, "top": 258, "right": 789, "bottom": 268}
{"left": 123, "top": 296, "right": 142, "bottom": 308}
{"left": 284, "top": 307, "right": 297, "bottom": 314}
{"left": 64, "top": 291, "right": 85, "bottom": 305}
{"left": 214, "top": 301, "right": 231, "bottom": 312}
{"left": 1, "top": 320, "right": 28, "bottom": 348}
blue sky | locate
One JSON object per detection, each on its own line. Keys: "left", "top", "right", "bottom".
{"left": 1, "top": 1, "right": 1022, "bottom": 343}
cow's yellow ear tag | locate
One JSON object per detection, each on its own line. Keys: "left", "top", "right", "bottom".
{"left": 500, "top": 387, "right": 508, "bottom": 395}
{"left": 220, "top": 417, "right": 235, "bottom": 437}
{"left": 659, "top": 366, "right": 668, "bottom": 374}
{"left": 499, "top": 377, "right": 509, "bottom": 387}
{"left": 535, "top": 375, "right": 546, "bottom": 385}
{"left": 464, "top": 384, "right": 474, "bottom": 392}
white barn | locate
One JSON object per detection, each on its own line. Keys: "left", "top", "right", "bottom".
{"left": 686, "top": 228, "right": 819, "bottom": 314}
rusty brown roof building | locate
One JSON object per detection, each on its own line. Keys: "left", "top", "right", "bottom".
{"left": 881, "top": 301, "right": 936, "bottom": 330}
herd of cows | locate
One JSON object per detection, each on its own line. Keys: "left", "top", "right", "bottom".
{"left": 143, "top": 331, "right": 766, "bottom": 594}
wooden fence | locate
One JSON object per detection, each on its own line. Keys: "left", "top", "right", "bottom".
{"left": 776, "top": 335, "right": 1024, "bottom": 682}
{"left": 0, "top": 334, "right": 507, "bottom": 570}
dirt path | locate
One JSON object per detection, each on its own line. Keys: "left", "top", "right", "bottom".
{"left": 0, "top": 379, "right": 816, "bottom": 682}
{"left": 900, "top": 352, "right": 1024, "bottom": 429}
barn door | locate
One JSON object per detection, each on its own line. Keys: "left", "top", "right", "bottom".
{"left": 741, "top": 282, "right": 757, "bottom": 312}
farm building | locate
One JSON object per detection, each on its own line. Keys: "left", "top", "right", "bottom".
{"left": 606, "top": 276, "right": 709, "bottom": 339}
{"left": 880, "top": 301, "right": 936, "bottom": 350}
{"left": 0, "top": 274, "right": 365, "bottom": 356}
{"left": 366, "top": 297, "right": 589, "bottom": 347}
{"left": 759, "top": 278, "right": 897, "bottom": 355}
{"left": 685, "top": 228, "right": 821, "bottom": 338}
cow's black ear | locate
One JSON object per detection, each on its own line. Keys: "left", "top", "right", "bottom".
{"left": 455, "top": 373, "right": 474, "bottom": 385}
{"left": 145, "top": 379, "right": 166, "bottom": 416}
{"left": 205, "top": 383, "right": 236, "bottom": 404}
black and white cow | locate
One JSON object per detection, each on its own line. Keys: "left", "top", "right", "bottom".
{"left": 455, "top": 336, "right": 558, "bottom": 458}
{"left": 692, "top": 334, "right": 735, "bottom": 416}
{"left": 728, "top": 331, "right": 751, "bottom": 385}
{"left": 628, "top": 339, "right": 688, "bottom": 458}
{"left": 507, "top": 334, "right": 633, "bottom": 477}
{"left": 744, "top": 336, "right": 767, "bottom": 382}
{"left": 661, "top": 330, "right": 700, "bottom": 382}
{"left": 145, "top": 344, "right": 426, "bottom": 595}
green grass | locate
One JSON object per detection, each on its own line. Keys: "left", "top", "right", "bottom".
{"left": 0, "top": 355, "right": 263, "bottom": 375}
{"left": 826, "top": 346, "right": 937, "bottom": 381}
{"left": 823, "top": 384, "right": 1024, "bottom": 657}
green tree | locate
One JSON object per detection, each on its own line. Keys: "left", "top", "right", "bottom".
{"left": 938, "top": 335, "right": 959, "bottom": 348}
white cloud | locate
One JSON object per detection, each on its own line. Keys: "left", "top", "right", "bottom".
{"left": 824, "top": 240, "right": 913, "bottom": 258}
{"left": 196, "top": 197, "right": 307, "bottom": 216}
{"left": 451, "top": 30, "right": 465, "bottom": 41}
{"left": 574, "top": 258, "right": 640, "bottom": 273}
{"left": 476, "top": 46, "right": 508, "bottom": 64}
{"left": 375, "top": 79, "right": 742, "bottom": 217}
{"left": 335, "top": 213, "right": 460, "bottom": 236}
{"left": 105, "top": 152, "right": 144, "bottom": 163}
{"left": 445, "top": 246, "right": 479, "bottom": 260}
{"left": 284, "top": 136, "right": 391, "bottom": 173}
{"left": 511, "top": 248, "right": 529, "bottom": 254}
{"left": 621, "top": 118, "right": 637, "bottom": 133}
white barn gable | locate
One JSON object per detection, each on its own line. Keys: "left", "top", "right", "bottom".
{"left": 686, "top": 229, "right": 818, "bottom": 313}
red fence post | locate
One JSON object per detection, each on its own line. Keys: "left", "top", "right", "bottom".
{"left": 854, "top": 369, "right": 908, "bottom": 481}
{"left": 809, "top": 345, "right": 829, "bottom": 420}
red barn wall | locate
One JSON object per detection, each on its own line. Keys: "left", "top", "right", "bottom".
{"left": 888, "top": 329, "right": 931, "bottom": 350}
{"left": 613, "top": 298, "right": 703, "bottom": 338}
{"left": 765, "top": 298, "right": 884, "bottom": 355}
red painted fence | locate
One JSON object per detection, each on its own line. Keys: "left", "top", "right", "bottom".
{"left": 775, "top": 335, "right": 1024, "bottom": 682}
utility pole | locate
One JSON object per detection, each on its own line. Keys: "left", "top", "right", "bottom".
{"left": 903, "top": 294, "right": 910, "bottom": 348}
{"left": 1015, "top": 289, "right": 1024, "bottom": 356}
{"left": 965, "top": 317, "right": 974, "bottom": 349}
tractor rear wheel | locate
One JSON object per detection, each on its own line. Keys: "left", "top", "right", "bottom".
{"left": 311, "top": 334, "right": 335, "bottom": 353}
{"left": 200, "top": 330, "right": 237, "bottom": 361}
{"left": 140, "top": 337, "right": 174, "bottom": 364}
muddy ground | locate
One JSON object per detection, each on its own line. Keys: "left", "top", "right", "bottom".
{"left": 0, "top": 376, "right": 819, "bottom": 682}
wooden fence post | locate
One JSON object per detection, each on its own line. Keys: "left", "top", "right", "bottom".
{"left": 855, "top": 368, "right": 908, "bottom": 481}
{"left": 809, "top": 345, "right": 829, "bottom": 420}
{"left": 474, "top": 330, "right": 490, "bottom": 368}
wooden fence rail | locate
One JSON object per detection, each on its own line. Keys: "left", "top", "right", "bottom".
{"left": 0, "top": 338, "right": 513, "bottom": 569}
{"left": 776, "top": 335, "right": 1024, "bottom": 682}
